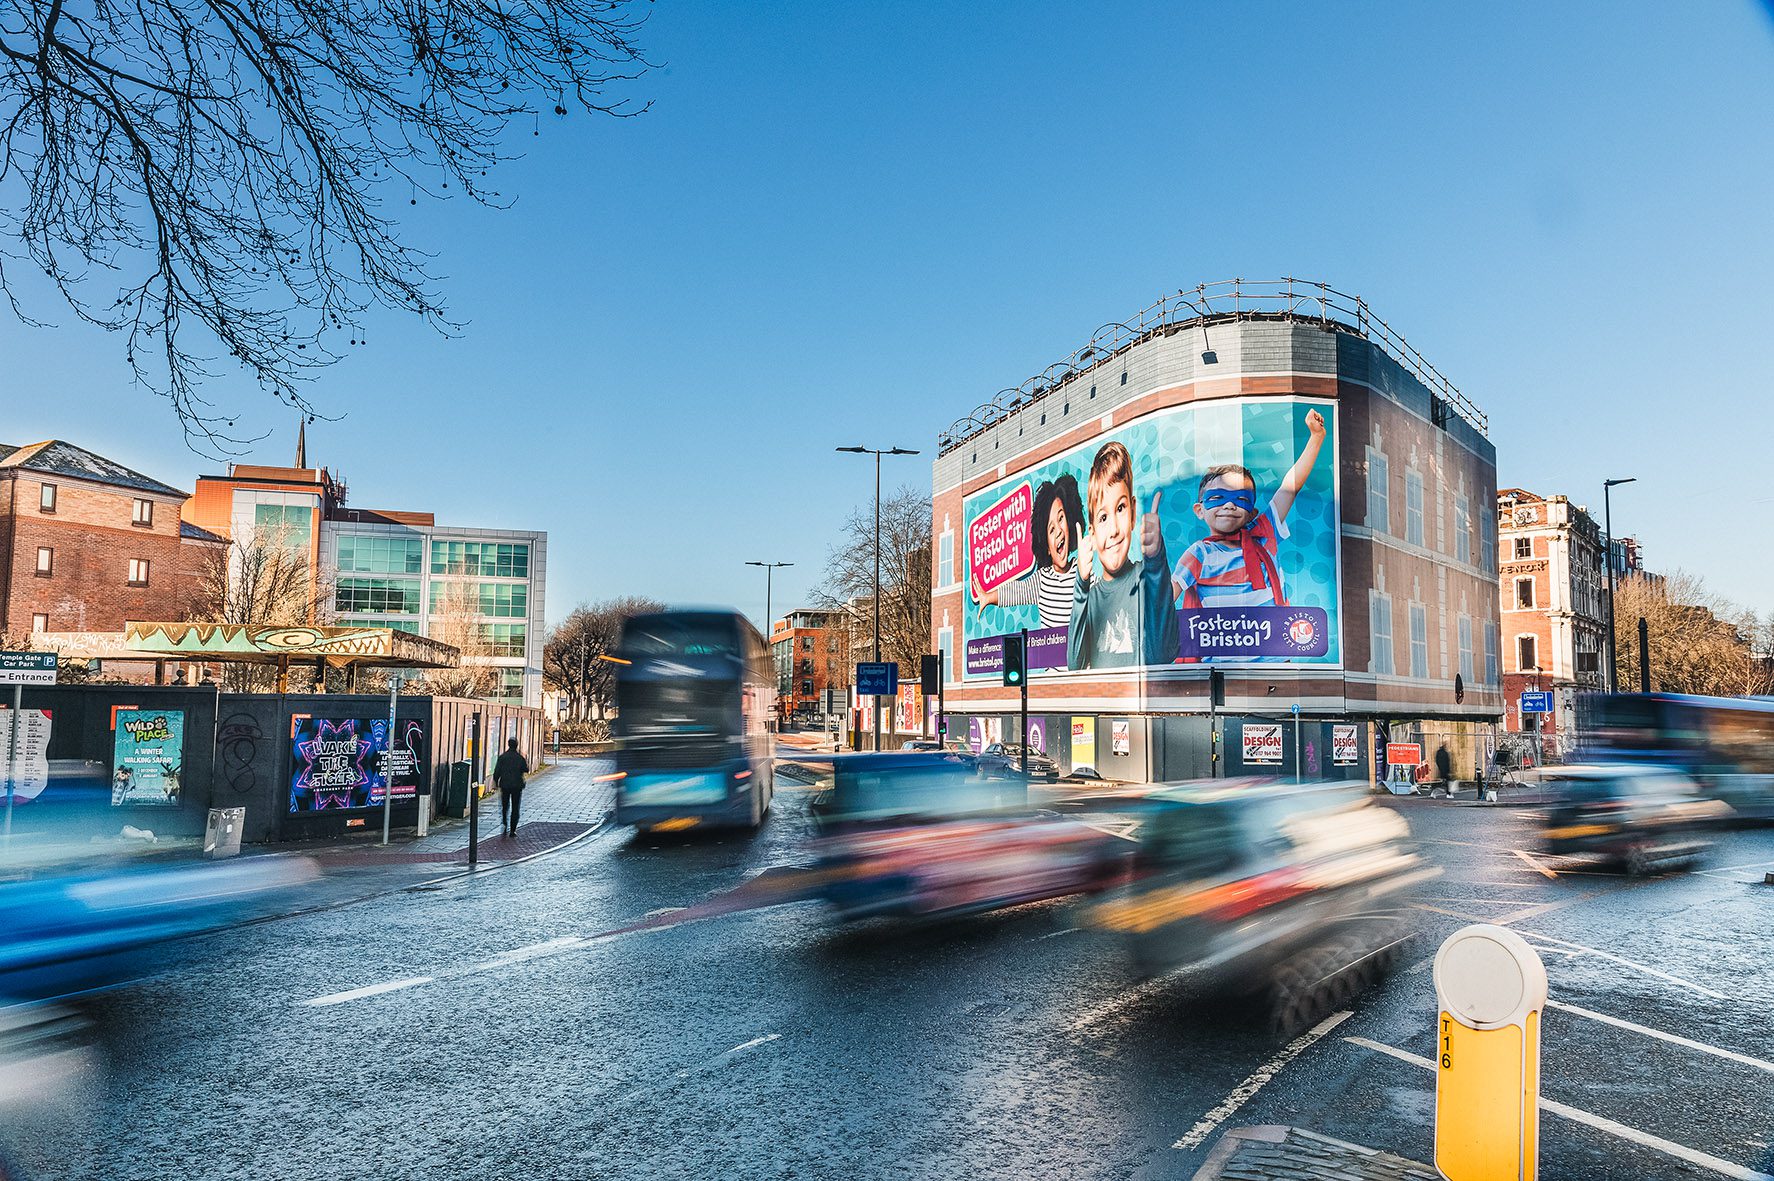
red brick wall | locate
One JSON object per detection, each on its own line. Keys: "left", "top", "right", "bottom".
{"left": 1, "top": 473, "right": 217, "bottom": 632}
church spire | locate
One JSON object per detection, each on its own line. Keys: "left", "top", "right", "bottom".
{"left": 295, "top": 418, "right": 307, "bottom": 469}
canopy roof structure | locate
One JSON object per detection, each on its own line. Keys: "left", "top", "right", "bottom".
{"left": 38, "top": 623, "right": 459, "bottom": 673}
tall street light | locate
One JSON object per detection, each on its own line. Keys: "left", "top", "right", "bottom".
{"left": 746, "top": 560, "right": 792, "bottom": 728}
{"left": 837, "top": 445, "right": 920, "bottom": 751}
{"left": 1603, "top": 477, "right": 1636, "bottom": 694}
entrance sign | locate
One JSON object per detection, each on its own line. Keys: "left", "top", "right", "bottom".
{"left": 0, "top": 651, "right": 57, "bottom": 686}
{"left": 1386, "top": 742, "right": 1423, "bottom": 766}
{"left": 1433, "top": 925, "right": 1545, "bottom": 1181}
{"left": 1519, "top": 691, "right": 1553, "bottom": 714}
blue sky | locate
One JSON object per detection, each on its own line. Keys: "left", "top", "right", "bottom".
{"left": 5, "top": 2, "right": 1773, "bottom": 623}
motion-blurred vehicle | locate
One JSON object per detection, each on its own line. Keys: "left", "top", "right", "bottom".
{"left": 900, "top": 739, "right": 978, "bottom": 768}
{"left": 807, "top": 751, "right": 1127, "bottom": 920}
{"left": 1583, "top": 693, "right": 1774, "bottom": 822}
{"left": 609, "top": 609, "right": 776, "bottom": 832}
{"left": 1089, "top": 782, "right": 1434, "bottom": 1030}
{"left": 976, "top": 742, "right": 1059, "bottom": 781}
{"left": 1538, "top": 764, "right": 1727, "bottom": 874}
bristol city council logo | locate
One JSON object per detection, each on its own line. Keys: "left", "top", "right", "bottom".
{"left": 1282, "top": 610, "right": 1320, "bottom": 653}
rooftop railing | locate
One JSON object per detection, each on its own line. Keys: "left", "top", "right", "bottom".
{"left": 937, "top": 278, "right": 1487, "bottom": 454}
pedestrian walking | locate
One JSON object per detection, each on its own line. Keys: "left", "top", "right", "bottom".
{"left": 1433, "top": 742, "right": 1453, "bottom": 796}
{"left": 493, "top": 737, "right": 530, "bottom": 837}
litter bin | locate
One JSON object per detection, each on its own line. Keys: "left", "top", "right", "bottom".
{"left": 441, "top": 761, "right": 471, "bottom": 819}
{"left": 203, "top": 807, "right": 245, "bottom": 858}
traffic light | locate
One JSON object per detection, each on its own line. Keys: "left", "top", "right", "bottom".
{"left": 1002, "top": 634, "right": 1026, "bottom": 687}
{"left": 920, "top": 653, "right": 941, "bottom": 696}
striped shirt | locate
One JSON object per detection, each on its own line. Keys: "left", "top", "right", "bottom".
{"left": 994, "top": 565, "right": 1078, "bottom": 629}
{"left": 1172, "top": 506, "right": 1289, "bottom": 608}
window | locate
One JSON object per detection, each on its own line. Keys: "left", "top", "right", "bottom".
{"left": 127, "top": 558, "right": 151, "bottom": 586}
{"left": 491, "top": 667, "right": 525, "bottom": 703}
{"left": 939, "top": 532, "right": 954, "bottom": 586}
{"left": 1576, "top": 651, "right": 1600, "bottom": 675}
{"left": 1404, "top": 470, "right": 1425, "bottom": 546}
{"left": 38, "top": 484, "right": 55, "bottom": 513}
{"left": 1409, "top": 603, "right": 1429, "bottom": 680}
{"left": 336, "top": 535, "right": 423, "bottom": 574}
{"left": 1514, "top": 577, "right": 1535, "bottom": 609}
{"left": 1484, "top": 621, "right": 1499, "bottom": 685}
{"left": 1517, "top": 635, "right": 1538, "bottom": 672}
{"left": 430, "top": 541, "right": 529, "bottom": 578}
{"left": 474, "top": 582, "right": 528, "bottom": 618}
{"left": 1369, "top": 593, "right": 1395, "bottom": 675}
{"left": 1514, "top": 537, "right": 1532, "bottom": 559}
{"left": 1480, "top": 504, "right": 1495, "bottom": 574}
{"left": 335, "top": 578, "right": 421, "bottom": 614}
{"left": 1458, "top": 615, "right": 1474, "bottom": 684}
{"left": 801, "top": 636, "right": 813, "bottom": 651}
{"left": 338, "top": 616, "right": 419, "bottom": 633}
{"left": 1366, "top": 449, "right": 1389, "bottom": 534}
{"left": 1454, "top": 494, "right": 1471, "bottom": 564}
{"left": 35, "top": 547, "right": 52, "bottom": 575}
{"left": 254, "top": 503, "right": 311, "bottom": 547}
{"left": 801, "top": 679, "right": 814, "bottom": 696}
{"left": 938, "top": 626, "right": 955, "bottom": 684}
{"left": 476, "top": 623, "right": 528, "bottom": 657}
{"left": 132, "top": 498, "right": 154, "bottom": 527}
{"left": 31, "top": 613, "right": 48, "bottom": 632}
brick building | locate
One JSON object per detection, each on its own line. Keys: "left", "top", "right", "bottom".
{"left": 0, "top": 440, "right": 225, "bottom": 654}
{"left": 770, "top": 609, "right": 848, "bottom": 726}
{"left": 931, "top": 281, "right": 1503, "bottom": 783}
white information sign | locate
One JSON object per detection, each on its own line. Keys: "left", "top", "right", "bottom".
{"left": 1332, "top": 723, "right": 1360, "bottom": 766}
{"left": 1, "top": 707, "right": 53, "bottom": 803}
{"left": 1242, "top": 723, "right": 1284, "bottom": 764}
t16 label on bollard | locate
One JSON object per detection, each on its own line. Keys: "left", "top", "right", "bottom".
{"left": 1432, "top": 925, "right": 1546, "bottom": 1181}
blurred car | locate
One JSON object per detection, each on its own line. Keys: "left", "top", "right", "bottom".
{"left": 901, "top": 739, "right": 979, "bottom": 768}
{"left": 1089, "top": 782, "right": 1435, "bottom": 1025}
{"left": 976, "top": 742, "right": 1059, "bottom": 781}
{"left": 805, "top": 751, "right": 1127, "bottom": 920}
{"left": 1539, "top": 764, "right": 1728, "bottom": 873}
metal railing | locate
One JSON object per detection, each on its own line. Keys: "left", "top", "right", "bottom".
{"left": 938, "top": 278, "right": 1487, "bottom": 453}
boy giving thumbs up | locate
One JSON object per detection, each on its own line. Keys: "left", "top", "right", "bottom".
{"left": 1066, "top": 441, "right": 1180, "bottom": 671}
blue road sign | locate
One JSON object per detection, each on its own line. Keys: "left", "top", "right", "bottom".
{"left": 1519, "top": 690, "right": 1553, "bottom": 714}
{"left": 856, "top": 662, "right": 899, "bottom": 697}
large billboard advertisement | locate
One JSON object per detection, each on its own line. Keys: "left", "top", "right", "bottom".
{"left": 289, "top": 717, "right": 426, "bottom": 812}
{"left": 963, "top": 398, "right": 1340, "bottom": 674}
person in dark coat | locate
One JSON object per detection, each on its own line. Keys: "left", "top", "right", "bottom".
{"left": 1433, "top": 743, "right": 1453, "bottom": 794}
{"left": 493, "top": 738, "right": 530, "bottom": 837}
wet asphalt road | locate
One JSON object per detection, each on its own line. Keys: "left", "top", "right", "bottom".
{"left": 5, "top": 776, "right": 1773, "bottom": 1181}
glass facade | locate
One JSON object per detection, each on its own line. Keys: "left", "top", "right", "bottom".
{"left": 493, "top": 667, "right": 525, "bottom": 702}
{"left": 336, "top": 616, "right": 420, "bottom": 634}
{"left": 255, "top": 503, "right": 312, "bottom": 546}
{"left": 431, "top": 541, "right": 529, "bottom": 579}
{"left": 336, "top": 534, "right": 423, "bottom": 574}
{"left": 474, "top": 582, "right": 528, "bottom": 618}
{"left": 478, "top": 623, "right": 528, "bottom": 657}
{"left": 336, "top": 578, "right": 421, "bottom": 615}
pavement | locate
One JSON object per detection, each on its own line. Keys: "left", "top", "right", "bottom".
{"left": 3, "top": 777, "right": 1771, "bottom": 1180}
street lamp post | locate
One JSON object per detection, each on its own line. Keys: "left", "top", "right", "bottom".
{"left": 837, "top": 445, "right": 920, "bottom": 751}
{"left": 746, "top": 560, "right": 792, "bottom": 729}
{"left": 1602, "top": 478, "right": 1636, "bottom": 694}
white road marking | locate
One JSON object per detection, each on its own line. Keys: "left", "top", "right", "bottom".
{"left": 1171, "top": 1011, "right": 1352, "bottom": 1150}
{"left": 1515, "top": 930, "right": 1727, "bottom": 1000}
{"left": 1033, "top": 927, "right": 1081, "bottom": 942}
{"left": 1068, "top": 976, "right": 1177, "bottom": 1033}
{"left": 1512, "top": 848, "right": 1559, "bottom": 879}
{"left": 1546, "top": 1000, "right": 1774, "bottom": 1073}
{"left": 1696, "top": 858, "right": 1774, "bottom": 882}
{"left": 471, "top": 935, "right": 588, "bottom": 970}
{"left": 721, "top": 1032, "right": 781, "bottom": 1056}
{"left": 303, "top": 976, "right": 434, "bottom": 1007}
{"left": 1345, "top": 1037, "right": 1774, "bottom": 1181}
{"left": 616, "top": 1033, "right": 783, "bottom": 1105}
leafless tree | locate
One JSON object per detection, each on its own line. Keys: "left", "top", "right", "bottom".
{"left": 0, "top": 2, "right": 651, "bottom": 449}
{"left": 543, "top": 595, "right": 660, "bottom": 720}
{"left": 816, "top": 484, "right": 932, "bottom": 677}
{"left": 1611, "top": 570, "right": 1768, "bottom": 697}
{"left": 409, "top": 576, "right": 499, "bottom": 699}
{"left": 189, "top": 525, "right": 330, "bottom": 690}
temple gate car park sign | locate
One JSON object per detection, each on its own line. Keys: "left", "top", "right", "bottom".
{"left": 0, "top": 652, "right": 58, "bottom": 685}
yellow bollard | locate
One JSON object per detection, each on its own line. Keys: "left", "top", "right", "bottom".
{"left": 1433, "top": 924, "right": 1546, "bottom": 1180}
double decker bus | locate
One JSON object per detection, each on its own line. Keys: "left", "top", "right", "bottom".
{"left": 610, "top": 609, "right": 776, "bottom": 831}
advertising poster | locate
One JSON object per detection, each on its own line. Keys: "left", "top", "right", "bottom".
{"left": 1242, "top": 723, "right": 1284, "bottom": 764}
{"left": 1070, "top": 717, "right": 1096, "bottom": 771}
{"left": 963, "top": 398, "right": 1339, "bottom": 675}
{"left": 1332, "top": 723, "right": 1360, "bottom": 766}
{"left": 894, "top": 684, "right": 923, "bottom": 734}
{"left": 111, "top": 708, "right": 185, "bottom": 806}
{"left": 1111, "top": 720, "right": 1130, "bottom": 755}
{"left": 0, "top": 708, "right": 52, "bottom": 805}
{"left": 289, "top": 717, "right": 426, "bottom": 812}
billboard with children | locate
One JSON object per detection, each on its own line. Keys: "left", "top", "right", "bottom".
{"left": 962, "top": 397, "right": 1341, "bottom": 675}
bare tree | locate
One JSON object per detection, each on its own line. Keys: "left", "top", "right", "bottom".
{"left": 1611, "top": 570, "right": 1766, "bottom": 697}
{"left": 543, "top": 595, "right": 660, "bottom": 720}
{"left": 189, "top": 526, "right": 330, "bottom": 690}
{"left": 0, "top": 2, "right": 651, "bottom": 448}
{"left": 409, "top": 577, "right": 499, "bottom": 699}
{"left": 816, "top": 485, "right": 931, "bottom": 677}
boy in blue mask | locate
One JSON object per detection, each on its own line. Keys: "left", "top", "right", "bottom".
{"left": 1172, "top": 408, "right": 1327, "bottom": 612}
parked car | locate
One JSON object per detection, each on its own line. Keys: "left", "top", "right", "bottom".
{"left": 1539, "top": 764, "right": 1729, "bottom": 874}
{"left": 976, "top": 742, "right": 1059, "bottom": 781}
